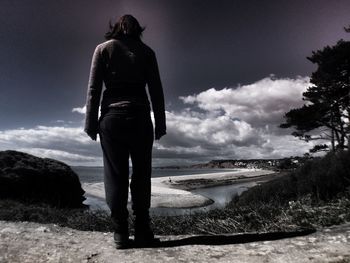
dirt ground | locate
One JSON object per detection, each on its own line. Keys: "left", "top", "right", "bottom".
{"left": 1, "top": 220, "right": 349, "bottom": 263}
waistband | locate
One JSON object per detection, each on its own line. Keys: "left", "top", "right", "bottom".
{"left": 101, "top": 105, "right": 151, "bottom": 118}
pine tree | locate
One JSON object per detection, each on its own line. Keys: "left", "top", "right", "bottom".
{"left": 280, "top": 35, "right": 350, "bottom": 152}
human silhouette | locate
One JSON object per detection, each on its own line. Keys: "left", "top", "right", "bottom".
{"left": 84, "top": 14, "right": 166, "bottom": 249}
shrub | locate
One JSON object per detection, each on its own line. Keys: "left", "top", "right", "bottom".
{"left": 234, "top": 150, "right": 350, "bottom": 206}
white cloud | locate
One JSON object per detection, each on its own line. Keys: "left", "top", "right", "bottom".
{"left": 0, "top": 126, "right": 89, "bottom": 145}
{"left": 0, "top": 126, "right": 102, "bottom": 166}
{"left": 16, "top": 147, "right": 102, "bottom": 165}
{"left": 180, "top": 76, "right": 309, "bottom": 130}
{"left": 153, "top": 76, "right": 314, "bottom": 164}
{"left": 0, "top": 76, "right": 317, "bottom": 166}
{"left": 160, "top": 110, "right": 262, "bottom": 148}
{"left": 72, "top": 105, "right": 86, "bottom": 114}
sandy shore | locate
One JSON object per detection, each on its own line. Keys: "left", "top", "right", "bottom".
{"left": 83, "top": 169, "right": 277, "bottom": 209}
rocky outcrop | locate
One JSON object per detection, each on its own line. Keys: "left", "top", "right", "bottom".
{"left": 0, "top": 150, "right": 86, "bottom": 208}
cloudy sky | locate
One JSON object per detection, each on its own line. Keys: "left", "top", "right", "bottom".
{"left": 0, "top": 0, "right": 349, "bottom": 166}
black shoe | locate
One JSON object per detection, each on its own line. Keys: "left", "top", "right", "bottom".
{"left": 134, "top": 228, "right": 160, "bottom": 247}
{"left": 133, "top": 212, "right": 160, "bottom": 247}
{"left": 114, "top": 232, "right": 132, "bottom": 249}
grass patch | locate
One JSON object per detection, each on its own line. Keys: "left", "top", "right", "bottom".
{"left": 1, "top": 151, "right": 350, "bottom": 235}
{"left": 152, "top": 194, "right": 350, "bottom": 235}
{"left": 234, "top": 150, "right": 350, "bottom": 206}
{"left": 1, "top": 194, "right": 349, "bottom": 235}
{"left": 0, "top": 199, "right": 114, "bottom": 232}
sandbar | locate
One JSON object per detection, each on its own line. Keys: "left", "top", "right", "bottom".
{"left": 82, "top": 169, "right": 276, "bottom": 209}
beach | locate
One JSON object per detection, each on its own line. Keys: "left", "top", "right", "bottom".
{"left": 82, "top": 169, "right": 277, "bottom": 210}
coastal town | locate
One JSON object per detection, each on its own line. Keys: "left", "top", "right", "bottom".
{"left": 155, "top": 156, "right": 311, "bottom": 170}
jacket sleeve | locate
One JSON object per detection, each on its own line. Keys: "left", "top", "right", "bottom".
{"left": 146, "top": 50, "right": 166, "bottom": 133}
{"left": 84, "top": 45, "right": 104, "bottom": 134}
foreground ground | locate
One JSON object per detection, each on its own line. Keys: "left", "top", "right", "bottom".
{"left": 1, "top": 220, "right": 349, "bottom": 263}
{"left": 1, "top": 155, "right": 349, "bottom": 262}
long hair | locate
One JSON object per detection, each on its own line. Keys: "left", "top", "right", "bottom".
{"left": 105, "top": 14, "right": 145, "bottom": 40}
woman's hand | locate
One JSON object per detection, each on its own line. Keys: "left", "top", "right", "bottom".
{"left": 155, "top": 128, "right": 166, "bottom": 140}
{"left": 85, "top": 129, "right": 97, "bottom": 141}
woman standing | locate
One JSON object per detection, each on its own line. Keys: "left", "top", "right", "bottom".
{"left": 84, "top": 14, "right": 166, "bottom": 249}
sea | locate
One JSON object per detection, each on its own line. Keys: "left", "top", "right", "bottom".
{"left": 71, "top": 166, "right": 238, "bottom": 183}
{"left": 71, "top": 166, "right": 257, "bottom": 215}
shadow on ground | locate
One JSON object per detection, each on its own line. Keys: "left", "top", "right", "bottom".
{"left": 135, "top": 229, "right": 316, "bottom": 248}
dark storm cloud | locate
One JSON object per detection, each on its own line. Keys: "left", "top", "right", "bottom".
{"left": 0, "top": 1, "right": 119, "bottom": 129}
{"left": 1, "top": 0, "right": 349, "bottom": 128}
{"left": 0, "top": 1, "right": 349, "bottom": 165}
{"left": 152, "top": 0, "right": 350, "bottom": 101}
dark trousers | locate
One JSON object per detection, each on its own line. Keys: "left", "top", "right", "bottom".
{"left": 98, "top": 108, "right": 154, "bottom": 225}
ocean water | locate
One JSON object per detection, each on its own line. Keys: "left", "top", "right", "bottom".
{"left": 71, "top": 166, "right": 256, "bottom": 215}
{"left": 71, "top": 166, "right": 238, "bottom": 184}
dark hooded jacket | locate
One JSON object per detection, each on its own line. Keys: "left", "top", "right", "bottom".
{"left": 84, "top": 37, "right": 166, "bottom": 136}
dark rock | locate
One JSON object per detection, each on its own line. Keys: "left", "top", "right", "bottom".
{"left": 0, "top": 150, "right": 86, "bottom": 208}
